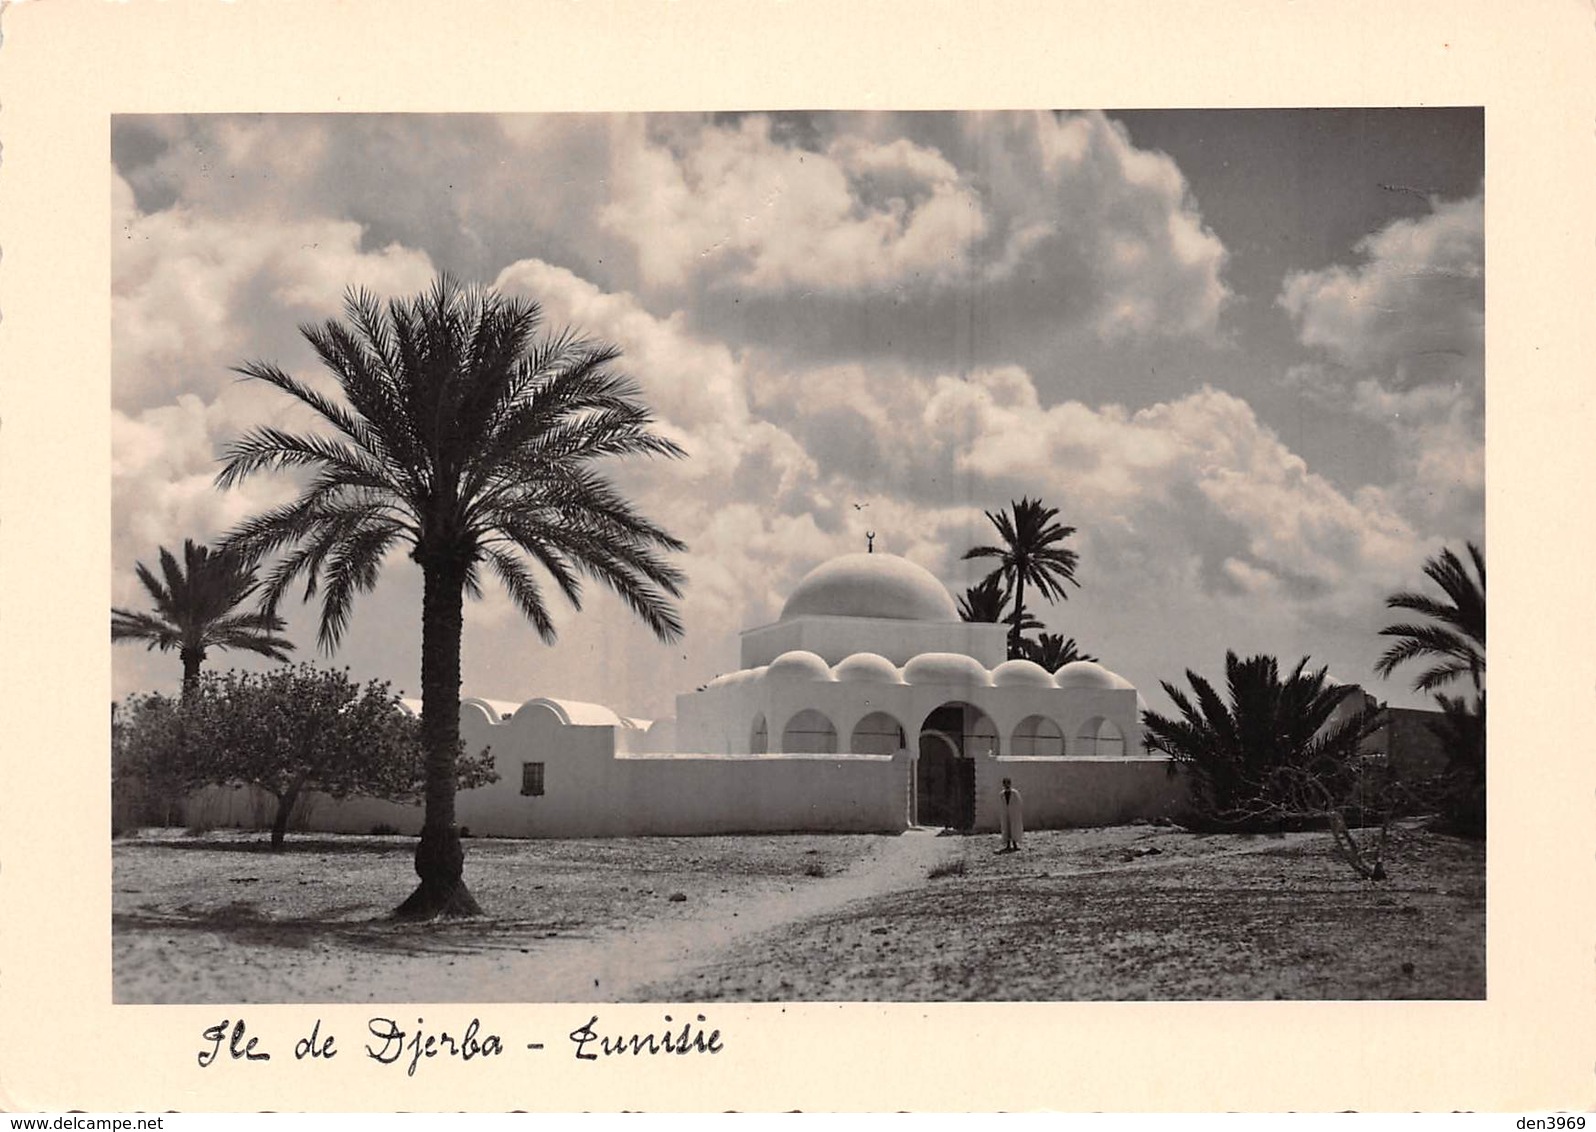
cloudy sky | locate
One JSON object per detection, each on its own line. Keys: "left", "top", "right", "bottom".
{"left": 110, "top": 109, "right": 1483, "bottom": 719}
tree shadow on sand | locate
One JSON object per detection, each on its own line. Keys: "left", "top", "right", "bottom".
{"left": 119, "top": 836, "right": 418, "bottom": 856}
{"left": 113, "top": 901, "right": 596, "bottom": 957}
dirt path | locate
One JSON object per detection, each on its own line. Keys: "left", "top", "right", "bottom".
{"left": 397, "top": 827, "right": 957, "bottom": 1002}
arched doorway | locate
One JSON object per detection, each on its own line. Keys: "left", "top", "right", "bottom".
{"left": 916, "top": 731, "right": 966, "bottom": 829}
{"left": 915, "top": 701, "right": 992, "bottom": 830}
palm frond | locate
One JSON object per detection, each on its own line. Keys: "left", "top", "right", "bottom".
{"left": 1377, "top": 542, "right": 1485, "bottom": 693}
{"left": 483, "top": 547, "right": 558, "bottom": 644}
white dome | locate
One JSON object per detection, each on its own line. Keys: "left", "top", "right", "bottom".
{"left": 833, "top": 652, "right": 906, "bottom": 685}
{"left": 991, "top": 658, "right": 1058, "bottom": 688}
{"left": 781, "top": 553, "right": 958, "bottom": 622}
{"left": 1055, "top": 660, "right": 1121, "bottom": 690}
{"left": 765, "top": 650, "right": 836, "bottom": 682}
{"left": 903, "top": 652, "right": 993, "bottom": 687}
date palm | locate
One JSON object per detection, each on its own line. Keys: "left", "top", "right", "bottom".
{"left": 956, "top": 574, "right": 1010, "bottom": 623}
{"left": 1020, "top": 632, "right": 1097, "bottom": 672}
{"left": 1375, "top": 542, "right": 1485, "bottom": 693}
{"left": 1141, "top": 652, "right": 1369, "bottom": 831}
{"left": 111, "top": 539, "right": 293, "bottom": 698}
{"left": 217, "top": 276, "right": 686, "bottom": 919}
{"left": 963, "top": 496, "right": 1081, "bottom": 659}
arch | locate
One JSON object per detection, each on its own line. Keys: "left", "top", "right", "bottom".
{"left": 1074, "top": 715, "right": 1126, "bottom": 757}
{"left": 850, "top": 711, "right": 907, "bottom": 755}
{"left": 750, "top": 713, "right": 768, "bottom": 755}
{"left": 914, "top": 700, "right": 994, "bottom": 832}
{"left": 781, "top": 708, "right": 838, "bottom": 754}
{"left": 1011, "top": 714, "right": 1065, "bottom": 757}
{"left": 919, "top": 700, "right": 1001, "bottom": 758}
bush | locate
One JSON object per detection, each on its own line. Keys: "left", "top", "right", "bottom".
{"left": 119, "top": 664, "right": 498, "bottom": 850}
{"left": 927, "top": 858, "right": 967, "bottom": 880}
{"left": 1429, "top": 692, "right": 1485, "bottom": 838}
{"left": 1143, "top": 652, "right": 1375, "bottom": 833}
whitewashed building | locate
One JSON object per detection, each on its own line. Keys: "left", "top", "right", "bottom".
{"left": 188, "top": 551, "right": 1188, "bottom": 837}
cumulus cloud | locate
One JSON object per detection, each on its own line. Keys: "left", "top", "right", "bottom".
{"left": 602, "top": 115, "right": 985, "bottom": 291}
{"left": 112, "top": 171, "right": 439, "bottom": 588}
{"left": 114, "top": 173, "right": 437, "bottom": 413}
{"left": 602, "top": 111, "right": 1231, "bottom": 349}
{"left": 1279, "top": 192, "right": 1484, "bottom": 530}
{"left": 957, "top": 111, "right": 1231, "bottom": 341}
{"left": 746, "top": 350, "right": 1425, "bottom": 627}
{"left": 110, "top": 111, "right": 1471, "bottom": 716}
{"left": 1280, "top": 193, "right": 1482, "bottom": 385}
{"left": 115, "top": 115, "right": 623, "bottom": 286}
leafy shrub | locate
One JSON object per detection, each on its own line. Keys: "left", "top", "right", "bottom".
{"left": 120, "top": 664, "right": 497, "bottom": 850}
{"left": 1429, "top": 692, "right": 1485, "bottom": 838}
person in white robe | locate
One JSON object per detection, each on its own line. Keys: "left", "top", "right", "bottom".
{"left": 999, "top": 777, "right": 1024, "bottom": 852}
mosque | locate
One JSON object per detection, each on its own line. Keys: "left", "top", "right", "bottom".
{"left": 186, "top": 550, "right": 1190, "bottom": 838}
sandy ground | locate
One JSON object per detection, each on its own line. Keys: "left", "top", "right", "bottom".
{"left": 113, "top": 822, "right": 1484, "bottom": 1003}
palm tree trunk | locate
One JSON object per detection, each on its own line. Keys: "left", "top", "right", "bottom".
{"left": 395, "top": 557, "right": 481, "bottom": 919}
{"left": 180, "top": 646, "right": 205, "bottom": 700}
{"left": 1009, "top": 575, "right": 1026, "bottom": 660}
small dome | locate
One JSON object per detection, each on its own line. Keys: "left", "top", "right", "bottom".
{"left": 991, "top": 658, "right": 1058, "bottom": 688}
{"left": 1104, "top": 670, "right": 1135, "bottom": 691}
{"left": 765, "top": 650, "right": 835, "bottom": 682}
{"left": 516, "top": 697, "right": 626, "bottom": 727}
{"left": 903, "top": 652, "right": 993, "bottom": 688}
{"left": 833, "top": 652, "right": 905, "bottom": 685}
{"left": 781, "top": 553, "right": 958, "bottom": 622}
{"left": 1055, "top": 660, "right": 1121, "bottom": 690}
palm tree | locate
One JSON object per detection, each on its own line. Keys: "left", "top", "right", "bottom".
{"left": 1020, "top": 632, "right": 1098, "bottom": 672}
{"left": 1376, "top": 543, "right": 1486, "bottom": 837}
{"left": 963, "top": 496, "right": 1081, "bottom": 659}
{"left": 1375, "top": 542, "right": 1485, "bottom": 693}
{"left": 216, "top": 276, "right": 687, "bottom": 919}
{"left": 112, "top": 539, "right": 294, "bottom": 697}
{"left": 1141, "top": 652, "right": 1370, "bottom": 831}
{"left": 956, "top": 575, "right": 1010, "bottom": 623}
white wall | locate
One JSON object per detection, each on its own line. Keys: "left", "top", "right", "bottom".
{"left": 973, "top": 756, "right": 1190, "bottom": 830}
{"left": 179, "top": 691, "right": 1187, "bottom": 840}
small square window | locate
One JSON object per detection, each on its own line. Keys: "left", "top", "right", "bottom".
{"left": 521, "top": 761, "right": 545, "bottom": 796}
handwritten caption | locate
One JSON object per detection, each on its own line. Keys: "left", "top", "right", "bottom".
{"left": 198, "top": 1013, "right": 724, "bottom": 1076}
